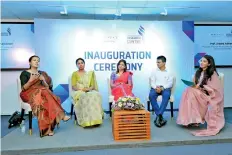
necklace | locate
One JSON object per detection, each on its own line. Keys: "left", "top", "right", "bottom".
{"left": 28, "top": 69, "right": 39, "bottom": 75}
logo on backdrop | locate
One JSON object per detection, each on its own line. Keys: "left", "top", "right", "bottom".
{"left": 209, "top": 29, "right": 232, "bottom": 38}
{"left": 127, "top": 25, "right": 145, "bottom": 44}
{"left": 1, "top": 27, "right": 13, "bottom": 49}
{"left": 82, "top": 25, "right": 151, "bottom": 72}
{"left": 138, "top": 25, "right": 145, "bottom": 37}
{"left": 1, "top": 27, "right": 11, "bottom": 36}
{"left": 209, "top": 33, "right": 223, "bottom": 37}
{"left": 7, "top": 28, "right": 11, "bottom": 35}
{"left": 104, "top": 36, "right": 118, "bottom": 43}
{"left": 226, "top": 29, "right": 232, "bottom": 37}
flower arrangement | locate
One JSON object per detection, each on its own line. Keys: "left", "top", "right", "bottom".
{"left": 111, "top": 96, "right": 145, "bottom": 111}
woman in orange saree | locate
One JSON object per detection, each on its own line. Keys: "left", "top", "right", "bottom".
{"left": 20, "top": 55, "right": 70, "bottom": 137}
{"left": 110, "top": 59, "right": 134, "bottom": 101}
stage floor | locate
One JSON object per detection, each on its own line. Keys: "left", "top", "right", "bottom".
{"left": 1, "top": 112, "right": 232, "bottom": 155}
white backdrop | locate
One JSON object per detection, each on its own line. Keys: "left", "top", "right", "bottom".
{"left": 2, "top": 20, "right": 232, "bottom": 115}
{"left": 34, "top": 19, "right": 194, "bottom": 112}
{"left": 2, "top": 21, "right": 232, "bottom": 115}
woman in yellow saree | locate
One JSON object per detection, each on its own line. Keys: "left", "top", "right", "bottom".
{"left": 71, "top": 58, "right": 103, "bottom": 127}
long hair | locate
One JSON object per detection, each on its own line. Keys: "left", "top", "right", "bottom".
{"left": 29, "top": 55, "right": 40, "bottom": 69}
{"left": 195, "top": 55, "right": 218, "bottom": 87}
{"left": 116, "top": 59, "right": 127, "bottom": 73}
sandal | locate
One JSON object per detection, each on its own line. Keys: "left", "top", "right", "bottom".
{"left": 48, "top": 132, "right": 54, "bottom": 136}
{"left": 40, "top": 131, "right": 54, "bottom": 137}
{"left": 188, "top": 123, "right": 200, "bottom": 127}
{"left": 63, "top": 116, "right": 71, "bottom": 122}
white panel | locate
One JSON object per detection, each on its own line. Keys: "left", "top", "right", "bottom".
{"left": 1, "top": 71, "right": 22, "bottom": 115}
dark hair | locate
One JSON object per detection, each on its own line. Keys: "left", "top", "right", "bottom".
{"left": 195, "top": 55, "right": 218, "bottom": 87}
{"left": 29, "top": 55, "right": 40, "bottom": 69}
{"left": 157, "top": 55, "right": 166, "bottom": 62}
{"left": 76, "top": 58, "right": 85, "bottom": 65}
{"left": 116, "top": 59, "right": 127, "bottom": 73}
{"left": 29, "top": 55, "right": 40, "bottom": 62}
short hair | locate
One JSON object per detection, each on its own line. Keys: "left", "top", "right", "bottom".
{"left": 76, "top": 58, "right": 85, "bottom": 65}
{"left": 157, "top": 55, "right": 166, "bottom": 62}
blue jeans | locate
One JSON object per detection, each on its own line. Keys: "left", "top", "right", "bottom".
{"left": 149, "top": 88, "right": 171, "bottom": 116}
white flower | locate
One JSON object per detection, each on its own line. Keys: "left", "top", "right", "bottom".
{"left": 122, "top": 98, "right": 127, "bottom": 102}
{"left": 118, "top": 103, "right": 123, "bottom": 107}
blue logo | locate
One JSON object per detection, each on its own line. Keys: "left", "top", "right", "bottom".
{"left": 1, "top": 27, "right": 11, "bottom": 36}
{"left": 226, "top": 29, "right": 232, "bottom": 37}
{"left": 7, "top": 28, "right": 11, "bottom": 35}
{"left": 138, "top": 26, "right": 145, "bottom": 36}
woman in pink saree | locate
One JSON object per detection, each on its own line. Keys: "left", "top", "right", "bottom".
{"left": 177, "top": 55, "right": 224, "bottom": 136}
{"left": 110, "top": 59, "right": 134, "bottom": 101}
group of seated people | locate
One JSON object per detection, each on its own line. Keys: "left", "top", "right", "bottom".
{"left": 19, "top": 55, "right": 224, "bottom": 137}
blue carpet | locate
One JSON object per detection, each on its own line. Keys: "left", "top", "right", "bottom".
{"left": 1, "top": 115, "right": 18, "bottom": 138}
{"left": 1, "top": 108, "right": 232, "bottom": 138}
{"left": 29, "top": 143, "right": 232, "bottom": 155}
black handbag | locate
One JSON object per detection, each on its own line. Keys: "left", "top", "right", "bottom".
{"left": 8, "top": 111, "right": 22, "bottom": 129}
